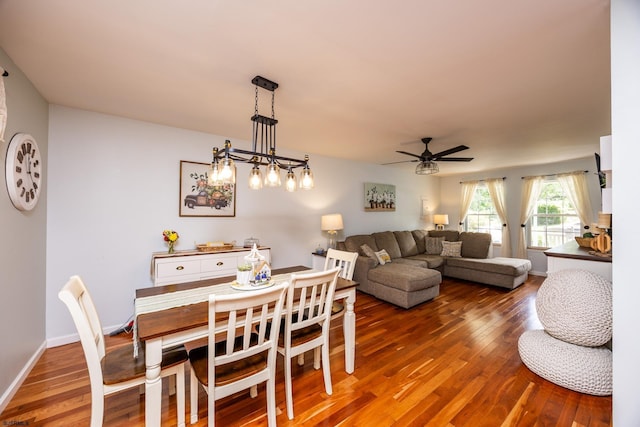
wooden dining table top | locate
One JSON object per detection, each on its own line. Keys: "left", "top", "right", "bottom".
{"left": 135, "top": 265, "right": 358, "bottom": 342}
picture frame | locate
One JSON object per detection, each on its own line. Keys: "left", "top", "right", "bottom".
{"left": 179, "top": 160, "right": 236, "bottom": 217}
{"left": 364, "top": 182, "right": 396, "bottom": 212}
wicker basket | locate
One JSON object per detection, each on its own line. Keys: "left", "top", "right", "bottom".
{"left": 575, "top": 237, "right": 594, "bottom": 248}
{"left": 197, "top": 243, "right": 234, "bottom": 252}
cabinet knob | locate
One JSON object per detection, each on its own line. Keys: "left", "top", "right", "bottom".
{"left": 176, "top": 266, "right": 184, "bottom": 270}
{"left": 216, "top": 261, "right": 224, "bottom": 266}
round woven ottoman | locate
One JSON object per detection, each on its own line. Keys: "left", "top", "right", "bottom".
{"left": 536, "top": 269, "right": 612, "bottom": 346}
{"left": 518, "top": 329, "right": 612, "bottom": 395}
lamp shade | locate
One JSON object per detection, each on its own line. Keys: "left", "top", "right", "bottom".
{"left": 433, "top": 214, "right": 449, "bottom": 226}
{"left": 321, "top": 214, "right": 344, "bottom": 231}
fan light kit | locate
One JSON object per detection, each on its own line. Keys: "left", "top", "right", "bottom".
{"left": 385, "top": 137, "right": 473, "bottom": 175}
{"left": 208, "top": 76, "right": 314, "bottom": 191}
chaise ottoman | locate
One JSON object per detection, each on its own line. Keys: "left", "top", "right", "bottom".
{"left": 443, "top": 256, "right": 531, "bottom": 289}
{"left": 367, "top": 263, "right": 441, "bottom": 308}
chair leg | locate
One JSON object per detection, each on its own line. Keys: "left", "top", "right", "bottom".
{"left": 297, "top": 353, "right": 304, "bottom": 366}
{"left": 313, "top": 347, "right": 321, "bottom": 370}
{"left": 285, "top": 357, "right": 294, "bottom": 420}
{"left": 250, "top": 385, "right": 258, "bottom": 398}
{"left": 91, "top": 393, "right": 104, "bottom": 427}
{"left": 322, "top": 343, "right": 333, "bottom": 395}
{"left": 266, "top": 377, "right": 277, "bottom": 427}
{"left": 169, "top": 375, "right": 177, "bottom": 396}
{"left": 190, "top": 369, "right": 199, "bottom": 424}
{"left": 208, "top": 381, "right": 215, "bottom": 427}
{"left": 176, "top": 364, "right": 186, "bottom": 427}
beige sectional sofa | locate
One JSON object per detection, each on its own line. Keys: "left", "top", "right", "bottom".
{"left": 340, "top": 229, "right": 532, "bottom": 309}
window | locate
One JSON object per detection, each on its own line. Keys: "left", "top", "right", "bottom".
{"left": 529, "top": 180, "right": 581, "bottom": 249}
{"left": 465, "top": 185, "right": 502, "bottom": 243}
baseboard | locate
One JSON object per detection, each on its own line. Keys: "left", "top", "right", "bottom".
{"left": 0, "top": 340, "right": 46, "bottom": 414}
{"left": 529, "top": 270, "right": 547, "bottom": 277}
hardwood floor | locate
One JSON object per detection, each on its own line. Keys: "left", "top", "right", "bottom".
{"left": 1, "top": 275, "right": 612, "bottom": 426}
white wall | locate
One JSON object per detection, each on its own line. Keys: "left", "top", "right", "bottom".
{"left": 45, "top": 105, "right": 439, "bottom": 343}
{"left": 438, "top": 157, "right": 602, "bottom": 275}
{"left": 0, "top": 49, "right": 49, "bottom": 410}
{"left": 611, "top": 0, "right": 640, "bottom": 424}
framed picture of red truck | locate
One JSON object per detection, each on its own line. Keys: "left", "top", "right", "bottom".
{"left": 179, "top": 161, "right": 236, "bottom": 217}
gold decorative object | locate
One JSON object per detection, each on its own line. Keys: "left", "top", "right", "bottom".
{"left": 590, "top": 233, "right": 612, "bottom": 254}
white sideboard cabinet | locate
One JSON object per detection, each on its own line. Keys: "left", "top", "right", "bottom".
{"left": 151, "top": 247, "right": 271, "bottom": 286}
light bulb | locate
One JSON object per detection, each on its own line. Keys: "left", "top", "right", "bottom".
{"left": 248, "top": 166, "right": 263, "bottom": 189}
{"left": 300, "top": 167, "right": 314, "bottom": 190}
{"left": 285, "top": 168, "right": 297, "bottom": 192}
{"left": 265, "top": 163, "right": 281, "bottom": 187}
{"left": 220, "top": 158, "right": 235, "bottom": 183}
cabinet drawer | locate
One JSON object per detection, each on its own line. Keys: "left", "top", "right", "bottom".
{"left": 156, "top": 259, "right": 201, "bottom": 279}
{"left": 200, "top": 253, "right": 240, "bottom": 276}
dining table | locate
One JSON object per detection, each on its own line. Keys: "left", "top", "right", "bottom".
{"left": 135, "top": 265, "right": 358, "bottom": 427}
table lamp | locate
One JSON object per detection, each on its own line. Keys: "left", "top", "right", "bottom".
{"left": 321, "top": 213, "right": 344, "bottom": 250}
{"left": 434, "top": 214, "right": 449, "bottom": 230}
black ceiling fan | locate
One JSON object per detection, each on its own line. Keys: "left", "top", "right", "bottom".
{"left": 384, "top": 137, "right": 474, "bottom": 165}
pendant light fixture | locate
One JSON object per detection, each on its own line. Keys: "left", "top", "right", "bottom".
{"left": 209, "top": 76, "right": 314, "bottom": 191}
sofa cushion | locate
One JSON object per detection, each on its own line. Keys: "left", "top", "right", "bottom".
{"left": 459, "top": 232, "right": 492, "bottom": 259}
{"left": 412, "top": 230, "right": 429, "bottom": 253}
{"left": 393, "top": 257, "right": 428, "bottom": 268}
{"left": 372, "top": 231, "right": 402, "bottom": 259}
{"left": 429, "top": 230, "right": 460, "bottom": 242}
{"left": 425, "top": 236, "right": 445, "bottom": 255}
{"left": 360, "top": 244, "right": 379, "bottom": 267}
{"left": 374, "top": 249, "right": 392, "bottom": 265}
{"left": 406, "top": 254, "right": 445, "bottom": 269}
{"left": 368, "top": 263, "right": 441, "bottom": 293}
{"left": 440, "top": 241, "right": 462, "bottom": 257}
{"left": 345, "top": 235, "right": 378, "bottom": 256}
{"left": 445, "top": 256, "right": 531, "bottom": 276}
{"left": 394, "top": 231, "right": 419, "bottom": 257}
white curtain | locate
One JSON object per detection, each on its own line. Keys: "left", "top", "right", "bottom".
{"left": 557, "top": 171, "right": 593, "bottom": 229}
{"left": 0, "top": 66, "right": 6, "bottom": 143}
{"left": 517, "top": 176, "right": 544, "bottom": 259}
{"left": 459, "top": 180, "right": 479, "bottom": 231}
{"left": 486, "top": 178, "right": 511, "bottom": 258}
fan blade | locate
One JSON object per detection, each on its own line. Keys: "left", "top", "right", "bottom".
{"left": 436, "top": 157, "right": 474, "bottom": 162}
{"left": 430, "top": 145, "right": 469, "bottom": 159}
{"left": 382, "top": 159, "right": 419, "bottom": 165}
{"left": 396, "top": 150, "right": 423, "bottom": 160}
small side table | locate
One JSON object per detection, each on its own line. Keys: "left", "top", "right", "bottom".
{"left": 311, "top": 252, "right": 327, "bottom": 270}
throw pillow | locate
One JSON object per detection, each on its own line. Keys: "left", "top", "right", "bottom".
{"left": 425, "top": 236, "right": 445, "bottom": 255}
{"left": 440, "top": 241, "right": 463, "bottom": 257}
{"left": 360, "top": 244, "right": 379, "bottom": 267}
{"left": 374, "top": 249, "right": 392, "bottom": 265}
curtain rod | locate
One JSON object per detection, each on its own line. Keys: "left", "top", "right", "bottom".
{"left": 459, "top": 177, "right": 506, "bottom": 184}
{"left": 521, "top": 170, "right": 588, "bottom": 179}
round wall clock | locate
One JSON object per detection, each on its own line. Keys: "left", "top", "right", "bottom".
{"left": 5, "top": 133, "right": 43, "bottom": 211}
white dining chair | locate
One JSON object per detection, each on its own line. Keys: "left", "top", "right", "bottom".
{"left": 295, "top": 248, "right": 359, "bottom": 368}
{"left": 58, "top": 275, "right": 187, "bottom": 427}
{"left": 187, "top": 283, "right": 288, "bottom": 426}
{"left": 324, "top": 248, "right": 359, "bottom": 317}
{"left": 277, "top": 267, "right": 341, "bottom": 419}
{"left": 324, "top": 248, "right": 358, "bottom": 282}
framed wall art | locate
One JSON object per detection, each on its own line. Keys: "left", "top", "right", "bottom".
{"left": 179, "top": 160, "right": 236, "bottom": 217}
{"left": 364, "top": 182, "right": 396, "bottom": 212}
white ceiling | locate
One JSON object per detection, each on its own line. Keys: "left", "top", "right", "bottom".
{"left": 0, "top": 0, "right": 611, "bottom": 176}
